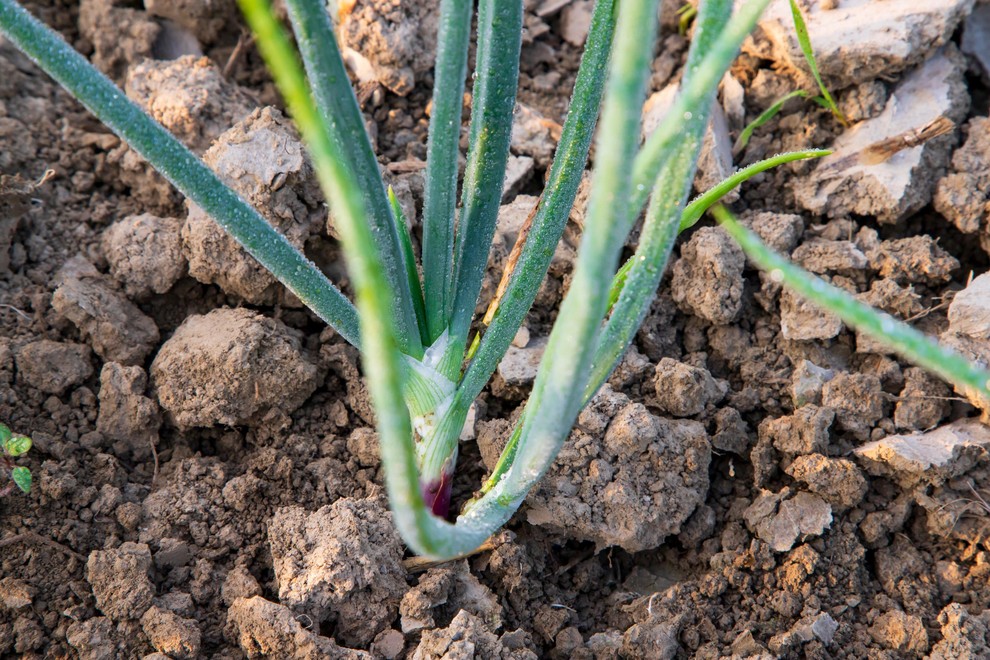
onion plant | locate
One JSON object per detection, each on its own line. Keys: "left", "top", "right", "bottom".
{"left": 2, "top": 0, "right": 988, "bottom": 560}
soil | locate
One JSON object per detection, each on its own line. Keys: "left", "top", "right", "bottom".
{"left": 4, "top": 0, "right": 990, "bottom": 658}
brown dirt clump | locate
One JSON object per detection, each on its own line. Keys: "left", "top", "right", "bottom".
{"left": 671, "top": 226, "right": 745, "bottom": 325}
{"left": 267, "top": 495, "right": 406, "bottom": 647}
{"left": 96, "top": 361, "right": 161, "bottom": 460}
{"left": 101, "top": 213, "right": 187, "bottom": 299}
{"left": 85, "top": 542, "right": 155, "bottom": 621}
{"left": 51, "top": 257, "right": 161, "bottom": 365}
{"left": 181, "top": 107, "right": 326, "bottom": 304}
{"left": 338, "top": 0, "right": 439, "bottom": 96}
{"left": 150, "top": 307, "right": 320, "bottom": 429}
{"left": 126, "top": 55, "right": 257, "bottom": 154}
{"left": 496, "top": 387, "right": 712, "bottom": 552}
{"left": 14, "top": 339, "right": 92, "bottom": 395}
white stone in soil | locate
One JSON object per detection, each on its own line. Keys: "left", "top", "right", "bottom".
{"left": 795, "top": 48, "right": 969, "bottom": 224}
{"left": 496, "top": 336, "right": 547, "bottom": 386}
{"left": 721, "top": 71, "right": 746, "bottom": 128}
{"left": 747, "top": 0, "right": 974, "bottom": 90}
{"left": 744, "top": 490, "right": 833, "bottom": 553}
{"left": 459, "top": 402, "right": 477, "bottom": 442}
{"left": 947, "top": 273, "right": 990, "bottom": 340}
{"left": 511, "top": 103, "right": 558, "bottom": 167}
{"left": 341, "top": 47, "right": 378, "bottom": 86}
{"left": 501, "top": 154, "right": 534, "bottom": 202}
{"left": 496, "top": 194, "right": 539, "bottom": 247}
{"left": 854, "top": 418, "right": 990, "bottom": 487}
{"left": 642, "top": 83, "right": 737, "bottom": 202}
{"left": 559, "top": 0, "right": 595, "bottom": 47}
{"left": 511, "top": 325, "right": 531, "bottom": 349}
{"left": 536, "top": 0, "right": 573, "bottom": 17}
{"left": 791, "top": 613, "right": 840, "bottom": 646}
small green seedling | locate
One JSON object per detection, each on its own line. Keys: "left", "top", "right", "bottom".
{"left": 735, "top": 1, "right": 846, "bottom": 154}
{"left": 677, "top": 3, "right": 699, "bottom": 34}
{"left": 788, "top": 0, "right": 847, "bottom": 126}
{"left": 733, "top": 89, "right": 809, "bottom": 154}
{"left": 1, "top": 0, "right": 987, "bottom": 560}
{"left": 1, "top": 423, "right": 32, "bottom": 496}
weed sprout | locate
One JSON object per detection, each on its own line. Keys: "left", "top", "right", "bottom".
{"left": 0, "top": 422, "right": 32, "bottom": 496}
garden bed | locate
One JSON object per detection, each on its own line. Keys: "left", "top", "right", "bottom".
{"left": 2, "top": 0, "right": 990, "bottom": 657}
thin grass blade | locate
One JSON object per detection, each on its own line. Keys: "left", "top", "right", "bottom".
{"left": 592, "top": 149, "right": 827, "bottom": 400}
{"left": 787, "top": 0, "right": 846, "bottom": 126}
{"left": 733, "top": 89, "right": 808, "bottom": 153}
{"left": 678, "top": 3, "right": 698, "bottom": 34}
{"left": 606, "top": 151, "right": 831, "bottom": 311}
{"left": 680, "top": 148, "right": 828, "bottom": 231}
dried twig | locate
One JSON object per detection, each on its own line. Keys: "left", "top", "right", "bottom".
{"left": 222, "top": 31, "right": 254, "bottom": 78}
{"left": 482, "top": 195, "right": 543, "bottom": 327}
{"left": 0, "top": 304, "right": 31, "bottom": 322}
{"left": 819, "top": 116, "right": 955, "bottom": 179}
{"left": 150, "top": 438, "right": 160, "bottom": 488}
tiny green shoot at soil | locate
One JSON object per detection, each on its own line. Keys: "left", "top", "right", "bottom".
{"left": 1, "top": 0, "right": 988, "bottom": 560}
{"left": 732, "top": 0, "right": 845, "bottom": 153}
{"left": 0, "top": 422, "right": 32, "bottom": 496}
{"left": 788, "top": 0, "right": 847, "bottom": 126}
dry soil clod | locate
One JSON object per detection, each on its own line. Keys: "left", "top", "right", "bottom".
{"left": 266, "top": 496, "right": 406, "bottom": 647}
{"left": 151, "top": 307, "right": 320, "bottom": 430}
{"left": 855, "top": 418, "right": 990, "bottom": 487}
{"left": 507, "top": 387, "right": 712, "bottom": 552}
{"left": 796, "top": 48, "right": 969, "bottom": 223}
{"left": 52, "top": 257, "right": 160, "bottom": 366}
{"left": 102, "top": 213, "right": 187, "bottom": 299}
{"left": 182, "top": 107, "right": 326, "bottom": 304}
